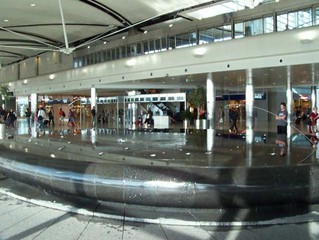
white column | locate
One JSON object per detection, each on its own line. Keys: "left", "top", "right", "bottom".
{"left": 286, "top": 66, "right": 292, "bottom": 138}
{"left": 91, "top": 86, "right": 97, "bottom": 127}
{"left": 245, "top": 69, "right": 254, "bottom": 167}
{"left": 90, "top": 86, "right": 97, "bottom": 111}
{"left": 30, "top": 93, "right": 38, "bottom": 137}
{"left": 206, "top": 73, "right": 215, "bottom": 129}
{"left": 312, "top": 64, "right": 318, "bottom": 108}
{"left": 30, "top": 93, "right": 37, "bottom": 117}
{"left": 311, "top": 86, "right": 316, "bottom": 109}
{"left": 245, "top": 69, "right": 254, "bottom": 131}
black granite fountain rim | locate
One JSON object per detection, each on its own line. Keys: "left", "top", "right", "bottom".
{"left": 0, "top": 146, "right": 318, "bottom": 209}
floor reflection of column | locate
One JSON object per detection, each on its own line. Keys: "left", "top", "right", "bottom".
{"left": 206, "top": 128, "right": 215, "bottom": 165}
{"left": 91, "top": 128, "right": 96, "bottom": 146}
{"left": 246, "top": 129, "right": 253, "bottom": 167}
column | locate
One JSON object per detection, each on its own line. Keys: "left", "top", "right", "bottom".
{"left": 206, "top": 73, "right": 215, "bottom": 129}
{"left": 91, "top": 86, "right": 97, "bottom": 127}
{"left": 286, "top": 66, "right": 292, "bottom": 138}
{"left": 245, "top": 69, "right": 254, "bottom": 131}
{"left": 311, "top": 86, "right": 316, "bottom": 109}
{"left": 312, "top": 64, "right": 318, "bottom": 108}
{"left": 245, "top": 69, "right": 254, "bottom": 167}
{"left": 286, "top": 66, "right": 293, "bottom": 165}
{"left": 30, "top": 93, "right": 38, "bottom": 137}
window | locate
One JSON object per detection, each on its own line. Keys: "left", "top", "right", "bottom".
{"left": 199, "top": 25, "right": 231, "bottom": 44}
{"left": 277, "top": 13, "right": 288, "bottom": 31}
{"left": 111, "top": 49, "right": 116, "bottom": 60}
{"left": 149, "top": 40, "right": 155, "bottom": 53}
{"left": 297, "top": 9, "right": 312, "bottom": 28}
{"left": 315, "top": 7, "right": 319, "bottom": 25}
{"left": 234, "top": 22, "right": 244, "bottom": 39}
{"left": 168, "top": 36, "right": 175, "bottom": 50}
{"left": 155, "top": 39, "right": 161, "bottom": 52}
{"left": 278, "top": 9, "right": 312, "bottom": 31}
{"left": 121, "top": 47, "right": 126, "bottom": 58}
{"left": 161, "top": 37, "right": 167, "bottom": 51}
{"left": 143, "top": 41, "right": 149, "bottom": 54}
{"left": 245, "top": 19, "right": 263, "bottom": 36}
{"left": 199, "top": 28, "right": 215, "bottom": 44}
{"left": 176, "top": 32, "right": 197, "bottom": 48}
{"left": 264, "top": 16, "right": 274, "bottom": 33}
{"left": 136, "top": 43, "right": 142, "bottom": 55}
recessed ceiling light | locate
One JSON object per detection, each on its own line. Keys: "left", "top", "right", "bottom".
{"left": 103, "top": 41, "right": 106, "bottom": 44}
{"left": 87, "top": 46, "right": 90, "bottom": 49}
{"left": 4, "top": 19, "right": 9, "bottom": 22}
{"left": 144, "top": 30, "right": 148, "bottom": 34}
{"left": 30, "top": 3, "right": 36, "bottom": 7}
{"left": 122, "top": 36, "right": 126, "bottom": 39}
{"left": 169, "top": 24, "right": 173, "bottom": 28}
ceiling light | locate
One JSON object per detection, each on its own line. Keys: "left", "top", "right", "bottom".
{"left": 4, "top": 19, "right": 8, "bottom": 22}
{"left": 87, "top": 46, "right": 90, "bottom": 49}
{"left": 103, "top": 41, "right": 106, "bottom": 44}
{"left": 30, "top": 3, "right": 36, "bottom": 7}
{"left": 49, "top": 74, "right": 55, "bottom": 80}
{"left": 122, "top": 36, "right": 126, "bottom": 39}
{"left": 144, "top": 30, "right": 148, "bottom": 34}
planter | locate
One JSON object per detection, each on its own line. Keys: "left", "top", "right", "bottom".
{"left": 183, "top": 119, "right": 190, "bottom": 129}
{"left": 195, "top": 119, "right": 201, "bottom": 129}
{"left": 201, "top": 119, "right": 208, "bottom": 129}
{"left": 0, "top": 123, "right": 5, "bottom": 140}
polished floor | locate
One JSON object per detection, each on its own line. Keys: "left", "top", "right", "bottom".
{"left": 1, "top": 117, "right": 319, "bottom": 239}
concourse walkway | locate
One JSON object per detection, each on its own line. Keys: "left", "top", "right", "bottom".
{"left": 1, "top": 179, "right": 319, "bottom": 240}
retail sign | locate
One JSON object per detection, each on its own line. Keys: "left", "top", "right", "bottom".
{"left": 216, "top": 93, "right": 266, "bottom": 101}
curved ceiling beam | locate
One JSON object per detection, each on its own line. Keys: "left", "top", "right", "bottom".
{"left": 6, "top": 23, "right": 113, "bottom": 47}
{"left": 0, "top": 49, "right": 28, "bottom": 58}
{"left": 0, "top": 27, "right": 62, "bottom": 49}
{"left": 79, "top": 0, "right": 132, "bottom": 27}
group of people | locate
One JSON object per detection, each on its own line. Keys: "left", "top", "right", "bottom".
{"left": 34, "top": 107, "right": 75, "bottom": 128}
{"left": 0, "top": 108, "right": 17, "bottom": 128}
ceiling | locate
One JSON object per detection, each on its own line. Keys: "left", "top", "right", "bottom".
{"left": 0, "top": 0, "right": 278, "bottom": 67}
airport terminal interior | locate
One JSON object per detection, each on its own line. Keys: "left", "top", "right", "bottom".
{"left": 1, "top": 0, "right": 319, "bottom": 239}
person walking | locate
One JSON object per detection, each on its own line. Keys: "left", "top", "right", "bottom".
{"left": 275, "top": 102, "right": 288, "bottom": 134}
{"left": 37, "top": 107, "right": 46, "bottom": 128}
{"left": 229, "top": 107, "right": 238, "bottom": 134}
{"left": 91, "top": 106, "right": 96, "bottom": 127}
{"left": 48, "top": 109, "right": 55, "bottom": 127}
{"left": 309, "top": 106, "right": 319, "bottom": 146}
{"left": 25, "top": 108, "right": 31, "bottom": 128}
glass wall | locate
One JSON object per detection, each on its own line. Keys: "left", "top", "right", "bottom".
{"left": 278, "top": 8, "right": 312, "bottom": 31}
{"left": 73, "top": 5, "right": 319, "bottom": 68}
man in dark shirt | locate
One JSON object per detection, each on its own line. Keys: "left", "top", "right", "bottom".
{"left": 91, "top": 106, "right": 96, "bottom": 126}
{"left": 275, "top": 102, "right": 288, "bottom": 134}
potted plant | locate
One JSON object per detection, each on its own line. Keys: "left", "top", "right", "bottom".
{"left": 186, "top": 86, "right": 206, "bottom": 129}
{"left": 181, "top": 109, "right": 194, "bottom": 129}
{"left": 0, "top": 85, "right": 9, "bottom": 140}
{"left": 0, "top": 86, "right": 9, "bottom": 106}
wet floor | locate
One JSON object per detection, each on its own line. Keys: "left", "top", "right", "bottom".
{"left": 5, "top": 118, "right": 318, "bottom": 168}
